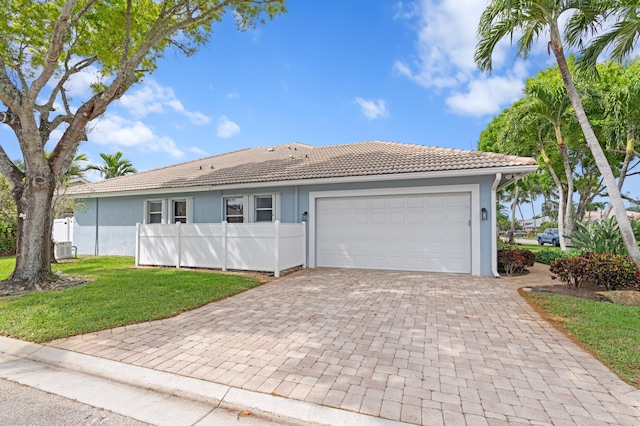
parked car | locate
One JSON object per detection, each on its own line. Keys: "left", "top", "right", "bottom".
{"left": 504, "top": 230, "right": 526, "bottom": 238}
{"left": 537, "top": 228, "right": 560, "bottom": 246}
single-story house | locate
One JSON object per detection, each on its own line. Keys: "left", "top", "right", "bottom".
{"left": 69, "top": 141, "right": 537, "bottom": 277}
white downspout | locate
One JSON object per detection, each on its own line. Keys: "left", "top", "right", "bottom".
{"left": 491, "top": 173, "right": 502, "bottom": 278}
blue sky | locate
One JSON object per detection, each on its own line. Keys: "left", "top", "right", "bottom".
{"left": 2, "top": 0, "right": 639, "bottom": 208}
{"left": 77, "top": 1, "right": 541, "bottom": 166}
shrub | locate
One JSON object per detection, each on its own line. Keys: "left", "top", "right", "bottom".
{"left": 571, "top": 217, "right": 626, "bottom": 254}
{"left": 583, "top": 253, "right": 640, "bottom": 291}
{"left": 535, "top": 247, "right": 569, "bottom": 265}
{"left": 0, "top": 230, "right": 16, "bottom": 256}
{"left": 498, "top": 248, "right": 535, "bottom": 275}
{"left": 550, "top": 256, "right": 590, "bottom": 289}
{"left": 550, "top": 252, "right": 640, "bottom": 291}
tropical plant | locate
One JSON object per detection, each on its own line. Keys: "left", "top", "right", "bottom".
{"left": 0, "top": 0, "right": 286, "bottom": 288}
{"left": 571, "top": 216, "right": 640, "bottom": 255}
{"left": 86, "top": 152, "right": 137, "bottom": 180}
{"left": 475, "top": 0, "right": 640, "bottom": 267}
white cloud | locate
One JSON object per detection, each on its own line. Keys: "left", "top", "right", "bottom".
{"left": 395, "top": 0, "right": 531, "bottom": 117}
{"left": 445, "top": 65, "right": 526, "bottom": 116}
{"left": 395, "top": 0, "right": 494, "bottom": 90}
{"left": 188, "top": 146, "right": 208, "bottom": 156}
{"left": 355, "top": 97, "right": 389, "bottom": 120}
{"left": 119, "top": 80, "right": 210, "bottom": 125}
{"left": 393, "top": 1, "right": 419, "bottom": 20}
{"left": 226, "top": 92, "right": 240, "bottom": 99}
{"left": 217, "top": 116, "right": 241, "bottom": 138}
{"left": 88, "top": 115, "right": 184, "bottom": 158}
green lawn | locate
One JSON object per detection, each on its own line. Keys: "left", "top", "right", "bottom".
{"left": 0, "top": 256, "right": 262, "bottom": 342}
{"left": 526, "top": 292, "right": 640, "bottom": 388}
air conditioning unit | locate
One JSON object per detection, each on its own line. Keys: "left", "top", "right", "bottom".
{"left": 55, "top": 241, "right": 73, "bottom": 260}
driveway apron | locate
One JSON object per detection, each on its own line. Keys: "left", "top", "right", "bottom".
{"left": 49, "top": 269, "right": 640, "bottom": 425}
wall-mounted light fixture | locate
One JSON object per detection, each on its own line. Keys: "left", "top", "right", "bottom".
{"left": 481, "top": 207, "right": 488, "bottom": 220}
{"left": 302, "top": 211, "right": 308, "bottom": 222}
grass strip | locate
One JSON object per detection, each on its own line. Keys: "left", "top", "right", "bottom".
{"left": 526, "top": 292, "right": 640, "bottom": 388}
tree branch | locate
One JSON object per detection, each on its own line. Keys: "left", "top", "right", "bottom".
{"left": 28, "top": 0, "right": 79, "bottom": 104}
{"left": 0, "top": 142, "right": 24, "bottom": 188}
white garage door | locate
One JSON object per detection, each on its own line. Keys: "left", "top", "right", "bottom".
{"left": 316, "top": 193, "right": 471, "bottom": 273}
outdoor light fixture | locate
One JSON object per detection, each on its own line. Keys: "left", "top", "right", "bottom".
{"left": 481, "top": 207, "right": 488, "bottom": 220}
{"left": 302, "top": 211, "right": 308, "bottom": 222}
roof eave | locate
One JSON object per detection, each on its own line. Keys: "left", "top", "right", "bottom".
{"left": 69, "top": 164, "right": 539, "bottom": 199}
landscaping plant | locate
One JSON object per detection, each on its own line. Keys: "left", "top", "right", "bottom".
{"left": 571, "top": 217, "right": 640, "bottom": 255}
{"left": 535, "top": 247, "right": 570, "bottom": 265}
{"left": 498, "top": 248, "right": 535, "bottom": 275}
{"left": 550, "top": 252, "right": 640, "bottom": 290}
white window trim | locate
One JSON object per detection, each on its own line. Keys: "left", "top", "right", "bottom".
{"left": 144, "top": 199, "right": 166, "bottom": 224}
{"left": 223, "top": 193, "right": 280, "bottom": 223}
{"left": 308, "top": 185, "right": 481, "bottom": 276}
{"left": 169, "top": 197, "right": 193, "bottom": 223}
{"left": 144, "top": 197, "right": 193, "bottom": 224}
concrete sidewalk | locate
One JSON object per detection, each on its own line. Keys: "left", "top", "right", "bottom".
{"left": 0, "top": 336, "right": 402, "bottom": 426}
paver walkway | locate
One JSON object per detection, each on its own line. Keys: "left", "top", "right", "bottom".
{"left": 49, "top": 267, "right": 640, "bottom": 425}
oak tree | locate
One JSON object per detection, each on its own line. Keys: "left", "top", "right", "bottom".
{"left": 0, "top": 0, "right": 286, "bottom": 288}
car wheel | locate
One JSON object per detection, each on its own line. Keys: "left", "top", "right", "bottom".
{"left": 552, "top": 238, "right": 559, "bottom": 247}
{"left": 538, "top": 238, "right": 543, "bottom": 246}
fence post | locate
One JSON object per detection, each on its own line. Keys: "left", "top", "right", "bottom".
{"left": 222, "top": 221, "right": 227, "bottom": 272}
{"left": 135, "top": 223, "right": 140, "bottom": 266}
{"left": 176, "top": 222, "right": 181, "bottom": 269}
{"left": 274, "top": 220, "right": 280, "bottom": 278}
{"left": 302, "top": 222, "right": 307, "bottom": 268}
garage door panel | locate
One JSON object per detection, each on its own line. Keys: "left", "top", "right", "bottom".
{"left": 316, "top": 193, "right": 470, "bottom": 273}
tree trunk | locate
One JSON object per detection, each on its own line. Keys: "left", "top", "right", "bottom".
{"left": 540, "top": 147, "right": 566, "bottom": 250}
{"left": 618, "top": 129, "right": 635, "bottom": 192}
{"left": 552, "top": 44, "right": 640, "bottom": 265}
{"left": 554, "top": 125, "right": 575, "bottom": 243}
{"left": 7, "top": 176, "right": 56, "bottom": 287}
{"left": 509, "top": 186, "right": 518, "bottom": 244}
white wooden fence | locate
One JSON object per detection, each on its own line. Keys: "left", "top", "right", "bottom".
{"left": 135, "top": 221, "right": 306, "bottom": 277}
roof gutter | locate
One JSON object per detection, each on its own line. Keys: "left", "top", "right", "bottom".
{"left": 68, "top": 165, "right": 539, "bottom": 199}
{"left": 491, "top": 173, "right": 502, "bottom": 278}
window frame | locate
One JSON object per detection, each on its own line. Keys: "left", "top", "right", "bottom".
{"left": 254, "top": 194, "right": 274, "bottom": 223}
{"left": 223, "top": 196, "right": 246, "bottom": 223}
{"left": 222, "top": 193, "right": 280, "bottom": 223}
{"left": 144, "top": 197, "right": 193, "bottom": 224}
{"left": 144, "top": 199, "right": 165, "bottom": 224}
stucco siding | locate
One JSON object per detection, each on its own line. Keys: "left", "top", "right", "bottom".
{"left": 73, "top": 175, "right": 497, "bottom": 275}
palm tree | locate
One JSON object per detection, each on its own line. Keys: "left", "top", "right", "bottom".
{"left": 87, "top": 152, "right": 137, "bottom": 179}
{"left": 475, "top": 0, "right": 640, "bottom": 266}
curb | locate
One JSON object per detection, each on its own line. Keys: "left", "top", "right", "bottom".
{"left": 0, "top": 336, "right": 408, "bottom": 426}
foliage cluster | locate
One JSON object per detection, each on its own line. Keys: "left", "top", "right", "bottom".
{"left": 538, "top": 222, "right": 558, "bottom": 232}
{"left": 535, "top": 247, "right": 570, "bottom": 265}
{"left": 497, "top": 248, "right": 535, "bottom": 275}
{"left": 572, "top": 217, "right": 640, "bottom": 255}
{"left": 550, "top": 252, "right": 640, "bottom": 290}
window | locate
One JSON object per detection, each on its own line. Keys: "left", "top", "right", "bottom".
{"left": 172, "top": 199, "right": 187, "bottom": 223}
{"left": 255, "top": 195, "right": 273, "bottom": 222}
{"left": 145, "top": 198, "right": 192, "bottom": 224}
{"left": 224, "top": 197, "right": 244, "bottom": 223}
{"left": 148, "top": 201, "right": 163, "bottom": 224}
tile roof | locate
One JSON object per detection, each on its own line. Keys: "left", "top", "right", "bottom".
{"left": 70, "top": 141, "right": 537, "bottom": 196}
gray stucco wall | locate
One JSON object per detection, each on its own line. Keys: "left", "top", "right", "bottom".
{"left": 74, "top": 175, "right": 497, "bottom": 275}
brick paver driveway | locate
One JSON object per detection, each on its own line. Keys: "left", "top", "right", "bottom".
{"left": 51, "top": 269, "right": 640, "bottom": 425}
